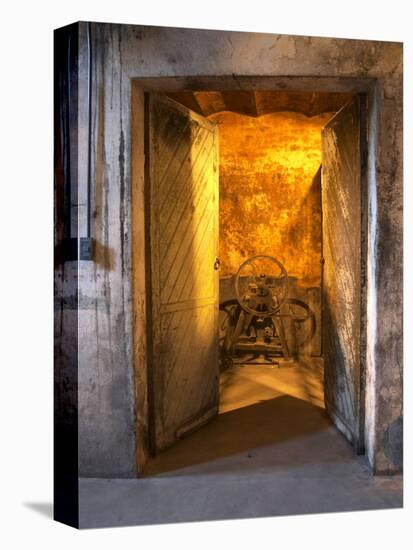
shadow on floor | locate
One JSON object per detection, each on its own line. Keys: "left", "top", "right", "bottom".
{"left": 23, "top": 502, "right": 53, "bottom": 519}
{"left": 144, "top": 394, "right": 333, "bottom": 476}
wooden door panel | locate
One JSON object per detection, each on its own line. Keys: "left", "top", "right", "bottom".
{"left": 160, "top": 305, "right": 218, "bottom": 436}
{"left": 322, "top": 95, "right": 366, "bottom": 453}
{"left": 147, "top": 94, "right": 219, "bottom": 452}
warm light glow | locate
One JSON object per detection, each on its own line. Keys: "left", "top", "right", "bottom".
{"left": 209, "top": 111, "right": 334, "bottom": 286}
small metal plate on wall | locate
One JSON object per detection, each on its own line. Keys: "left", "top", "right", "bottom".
{"left": 80, "top": 237, "right": 95, "bottom": 260}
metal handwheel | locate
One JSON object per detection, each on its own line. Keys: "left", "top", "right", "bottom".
{"left": 234, "top": 255, "right": 289, "bottom": 317}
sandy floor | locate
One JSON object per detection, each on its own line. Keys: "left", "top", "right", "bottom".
{"left": 219, "top": 357, "right": 324, "bottom": 413}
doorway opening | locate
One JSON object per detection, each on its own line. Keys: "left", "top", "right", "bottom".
{"left": 140, "top": 88, "right": 367, "bottom": 476}
{"left": 207, "top": 103, "right": 329, "bottom": 420}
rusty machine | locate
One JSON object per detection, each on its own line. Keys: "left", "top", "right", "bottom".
{"left": 219, "top": 255, "right": 316, "bottom": 368}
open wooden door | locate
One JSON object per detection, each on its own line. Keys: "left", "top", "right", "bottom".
{"left": 145, "top": 94, "right": 219, "bottom": 453}
{"left": 321, "top": 95, "right": 367, "bottom": 453}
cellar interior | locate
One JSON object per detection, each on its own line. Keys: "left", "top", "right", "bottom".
{"left": 167, "top": 90, "right": 350, "bottom": 415}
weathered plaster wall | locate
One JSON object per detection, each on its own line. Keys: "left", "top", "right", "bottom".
{"left": 65, "top": 23, "right": 402, "bottom": 476}
{"left": 212, "top": 110, "right": 330, "bottom": 285}
{"left": 214, "top": 110, "right": 327, "bottom": 358}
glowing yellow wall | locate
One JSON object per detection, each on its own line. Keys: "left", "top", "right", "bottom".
{"left": 210, "top": 111, "right": 334, "bottom": 286}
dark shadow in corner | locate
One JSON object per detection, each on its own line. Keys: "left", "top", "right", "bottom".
{"left": 144, "top": 394, "right": 334, "bottom": 477}
{"left": 23, "top": 502, "right": 54, "bottom": 519}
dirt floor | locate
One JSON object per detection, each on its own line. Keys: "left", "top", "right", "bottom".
{"left": 219, "top": 357, "right": 324, "bottom": 413}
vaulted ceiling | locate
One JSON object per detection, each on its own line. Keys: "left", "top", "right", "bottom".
{"left": 166, "top": 91, "right": 353, "bottom": 118}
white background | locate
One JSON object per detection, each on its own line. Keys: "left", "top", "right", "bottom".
{"left": 0, "top": 0, "right": 411, "bottom": 547}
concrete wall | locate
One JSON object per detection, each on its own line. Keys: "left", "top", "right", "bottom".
{"left": 57, "top": 23, "right": 402, "bottom": 476}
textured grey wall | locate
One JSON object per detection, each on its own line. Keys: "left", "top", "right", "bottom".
{"left": 58, "top": 23, "right": 402, "bottom": 476}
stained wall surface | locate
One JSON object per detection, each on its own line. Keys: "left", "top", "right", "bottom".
{"left": 56, "top": 23, "right": 403, "bottom": 477}
{"left": 213, "top": 111, "right": 332, "bottom": 285}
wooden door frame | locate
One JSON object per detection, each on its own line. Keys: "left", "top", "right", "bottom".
{"left": 131, "top": 76, "right": 375, "bottom": 476}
